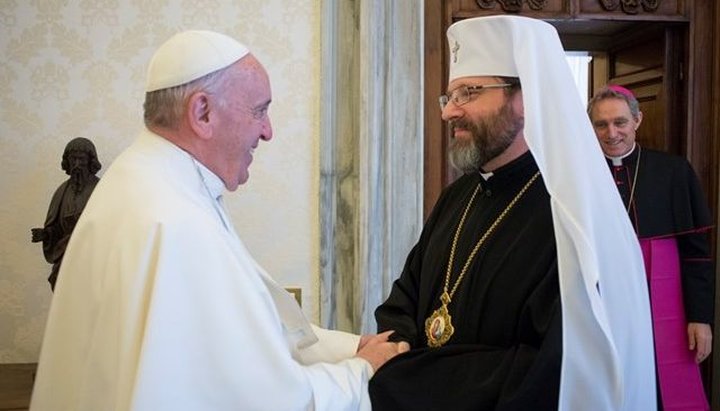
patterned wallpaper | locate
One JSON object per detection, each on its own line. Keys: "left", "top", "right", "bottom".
{"left": 0, "top": 0, "right": 321, "bottom": 363}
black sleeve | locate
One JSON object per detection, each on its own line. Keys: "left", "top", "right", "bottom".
{"left": 678, "top": 230, "right": 715, "bottom": 324}
{"left": 675, "top": 159, "right": 715, "bottom": 324}
{"left": 375, "top": 242, "right": 424, "bottom": 346}
{"left": 375, "top": 176, "right": 469, "bottom": 346}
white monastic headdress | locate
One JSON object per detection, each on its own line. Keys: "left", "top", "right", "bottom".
{"left": 145, "top": 30, "right": 250, "bottom": 92}
{"left": 446, "top": 16, "right": 655, "bottom": 411}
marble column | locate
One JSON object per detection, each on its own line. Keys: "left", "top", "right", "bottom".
{"left": 320, "top": 0, "right": 423, "bottom": 334}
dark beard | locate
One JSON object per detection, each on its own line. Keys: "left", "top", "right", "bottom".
{"left": 70, "top": 167, "right": 89, "bottom": 194}
{"left": 448, "top": 100, "right": 524, "bottom": 174}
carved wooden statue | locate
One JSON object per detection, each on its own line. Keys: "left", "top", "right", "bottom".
{"left": 31, "top": 137, "right": 101, "bottom": 291}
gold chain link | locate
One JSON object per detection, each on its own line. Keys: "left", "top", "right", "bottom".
{"left": 443, "top": 171, "right": 541, "bottom": 301}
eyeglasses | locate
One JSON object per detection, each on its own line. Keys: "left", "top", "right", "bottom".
{"left": 438, "top": 83, "right": 513, "bottom": 110}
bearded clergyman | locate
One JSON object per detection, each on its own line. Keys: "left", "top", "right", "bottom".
{"left": 370, "top": 16, "right": 656, "bottom": 411}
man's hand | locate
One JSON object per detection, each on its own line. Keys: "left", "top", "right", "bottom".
{"left": 31, "top": 228, "right": 45, "bottom": 242}
{"left": 356, "top": 330, "right": 410, "bottom": 372}
{"left": 688, "top": 322, "right": 712, "bottom": 363}
{"left": 357, "top": 334, "right": 373, "bottom": 351}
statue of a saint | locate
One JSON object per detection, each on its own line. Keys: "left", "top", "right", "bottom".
{"left": 31, "top": 137, "right": 101, "bottom": 291}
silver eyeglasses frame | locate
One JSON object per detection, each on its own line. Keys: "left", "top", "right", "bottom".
{"left": 438, "top": 83, "right": 513, "bottom": 110}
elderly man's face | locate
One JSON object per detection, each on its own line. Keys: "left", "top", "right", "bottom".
{"left": 440, "top": 76, "right": 523, "bottom": 173}
{"left": 211, "top": 56, "right": 273, "bottom": 191}
{"left": 590, "top": 97, "right": 642, "bottom": 158}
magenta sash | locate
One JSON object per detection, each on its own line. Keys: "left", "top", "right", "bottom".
{"left": 640, "top": 238, "right": 709, "bottom": 411}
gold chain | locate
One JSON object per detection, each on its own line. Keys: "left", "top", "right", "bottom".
{"left": 626, "top": 145, "right": 641, "bottom": 212}
{"left": 425, "top": 170, "right": 541, "bottom": 347}
{"left": 443, "top": 170, "right": 541, "bottom": 300}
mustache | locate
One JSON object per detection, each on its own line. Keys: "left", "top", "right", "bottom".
{"left": 449, "top": 118, "right": 472, "bottom": 131}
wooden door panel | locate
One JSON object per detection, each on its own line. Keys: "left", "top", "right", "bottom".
{"left": 455, "top": 0, "right": 568, "bottom": 14}
{"left": 635, "top": 83, "right": 666, "bottom": 151}
{"left": 614, "top": 38, "right": 664, "bottom": 76}
{"left": 578, "top": 0, "right": 684, "bottom": 16}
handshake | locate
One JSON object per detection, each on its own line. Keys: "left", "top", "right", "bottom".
{"left": 356, "top": 331, "right": 410, "bottom": 371}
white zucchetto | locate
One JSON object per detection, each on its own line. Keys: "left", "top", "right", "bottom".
{"left": 145, "top": 30, "right": 250, "bottom": 92}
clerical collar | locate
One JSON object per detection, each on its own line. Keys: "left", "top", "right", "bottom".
{"left": 605, "top": 143, "right": 637, "bottom": 166}
{"left": 479, "top": 151, "right": 535, "bottom": 180}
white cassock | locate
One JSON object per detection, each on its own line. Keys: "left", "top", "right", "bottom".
{"left": 30, "top": 129, "right": 372, "bottom": 411}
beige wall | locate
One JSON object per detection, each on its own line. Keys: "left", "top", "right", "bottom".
{"left": 0, "top": 0, "right": 321, "bottom": 363}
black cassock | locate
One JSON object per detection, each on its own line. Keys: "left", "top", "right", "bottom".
{"left": 608, "top": 146, "right": 714, "bottom": 323}
{"left": 371, "top": 152, "right": 561, "bottom": 411}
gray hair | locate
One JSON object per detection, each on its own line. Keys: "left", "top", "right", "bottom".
{"left": 143, "top": 67, "right": 234, "bottom": 129}
{"left": 587, "top": 86, "right": 641, "bottom": 120}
